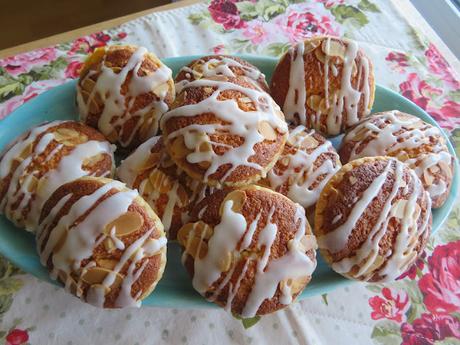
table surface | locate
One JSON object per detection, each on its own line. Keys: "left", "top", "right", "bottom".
{"left": 0, "top": 1, "right": 459, "bottom": 345}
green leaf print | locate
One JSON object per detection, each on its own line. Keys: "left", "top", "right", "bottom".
{"left": 236, "top": 1, "right": 258, "bottom": 21}
{"left": 232, "top": 313, "right": 261, "bottom": 329}
{"left": 0, "top": 68, "right": 26, "bottom": 102}
{"left": 399, "top": 280, "right": 424, "bottom": 306}
{"left": 371, "top": 320, "right": 403, "bottom": 345}
{"left": 0, "top": 278, "right": 23, "bottom": 296}
{"left": 358, "top": 0, "right": 380, "bottom": 13}
{"left": 259, "top": 2, "right": 285, "bottom": 21}
{"left": 28, "top": 56, "right": 68, "bottom": 81}
{"left": 263, "top": 42, "right": 291, "bottom": 57}
{"left": 321, "top": 293, "right": 328, "bottom": 305}
{"left": 448, "top": 89, "right": 460, "bottom": 103}
{"left": 0, "top": 294, "right": 13, "bottom": 315}
{"left": 366, "top": 284, "right": 384, "bottom": 293}
{"left": 188, "top": 12, "right": 211, "bottom": 26}
{"left": 405, "top": 302, "right": 424, "bottom": 324}
{"left": 331, "top": 5, "right": 369, "bottom": 28}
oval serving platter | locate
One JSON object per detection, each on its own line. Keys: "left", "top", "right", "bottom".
{"left": 0, "top": 55, "right": 458, "bottom": 308}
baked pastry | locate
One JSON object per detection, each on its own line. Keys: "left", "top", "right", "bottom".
{"left": 117, "top": 136, "right": 189, "bottom": 240}
{"left": 314, "top": 157, "right": 431, "bottom": 282}
{"left": 259, "top": 125, "right": 341, "bottom": 209}
{"left": 77, "top": 45, "right": 175, "bottom": 149}
{"left": 339, "top": 111, "right": 455, "bottom": 208}
{"left": 0, "top": 120, "right": 115, "bottom": 231}
{"left": 36, "top": 177, "right": 167, "bottom": 308}
{"left": 178, "top": 185, "right": 317, "bottom": 317}
{"left": 161, "top": 76, "right": 288, "bottom": 187}
{"left": 270, "top": 36, "right": 375, "bottom": 136}
{"left": 175, "top": 55, "right": 269, "bottom": 91}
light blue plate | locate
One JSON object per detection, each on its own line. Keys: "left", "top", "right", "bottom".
{"left": 0, "top": 55, "right": 458, "bottom": 308}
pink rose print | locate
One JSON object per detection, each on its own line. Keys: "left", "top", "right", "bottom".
{"left": 369, "top": 287, "right": 409, "bottom": 323}
{"left": 0, "top": 79, "right": 66, "bottom": 120}
{"left": 385, "top": 51, "right": 409, "bottom": 72}
{"left": 276, "top": 9, "right": 340, "bottom": 43}
{"left": 117, "top": 32, "right": 127, "bottom": 39}
{"left": 208, "top": 0, "right": 246, "bottom": 30}
{"left": 399, "top": 73, "right": 442, "bottom": 110}
{"left": 64, "top": 60, "right": 84, "bottom": 79}
{"left": 419, "top": 240, "right": 460, "bottom": 314}
{"left": 398, "top": 251, "right": 426, "bottom": 280}
{"left": 242, "top": 20, "right": 270, "bottom": 45}
{"left": 212, "top": 44, "right": 226, "bottom": 54}
{"left": 315, "top": 0, "right": 345, "bottom": 8}
{"left": 425, "top": 43, "right": 459, "bottom": 88}
{"left": 401, "top": 313, "right": 460, "bottom": 345}
{"left": 68, "top": 37, "right": 92, "bottom": 55}
{"left": 5, "top": 328, "right": 29, "bottom": 345}
{"left": 0, "top": 47, "right": 57, "bottom": 76}
{"left": 427, "top": 100, "right": 460, "bottom": 131}
{"left": 68, "top": 32, "right": 112, "bottom": 55}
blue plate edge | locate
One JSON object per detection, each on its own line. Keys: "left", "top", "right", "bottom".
{"left": 0, "top": 55, "right": 457, "bottom": 309}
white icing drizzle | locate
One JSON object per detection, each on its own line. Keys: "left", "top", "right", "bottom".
{"left": 117, "top": 135, "right": 161, "bottom": 187}
{"left": 283, "top": 38, "right": 372, "bottom": 134}
{"left": 161, "top": 78, "right": 288, "bottom": 184}
{"left": 37, "top": 180, "right": 166, "bottom": 307}
{"left": 179, "top": 56, "right": 264, "bottom": 83}
{"left": 0, "top": 121, "right": 114, "bottom": 230}
{"left": 241, "top": 205, "right": 316, "bottom": 317}
{"left": 317, "top": 159, "right": 431, "bottom": 281}
{"left": 326, "top": 39, "right": 368, "bottom": 135}
{"left": 266, "top": 125, "right": 340, "bottom": 208}
{"left": 117, "top": 135, "right": 186, "bottom": 235}
{"left": 191, "top": 197, "right": 316, "bottom": 317}
{"left": 344, "top": 111, "right": 453, "bottom": 201}
{"left": 77, "top": 46, "right": 172, "bottom": 147}
{"left": 283, "top": 42, "right": 307, "bottom": 125}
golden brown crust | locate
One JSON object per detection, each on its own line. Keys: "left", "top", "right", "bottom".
{"left": 314, "top": 157, "right": 431, "bottom": 282}
{"left": 117, "top": 136, "right": 190, "bottom": 240}
{"left": 162, "top": 76, "right": 287, "bottom": 187}
{"left": 78, "top": 45, "right": 175, "bottom": 150}
{"left": 0, "top": 121, "right": 114, "bottom": 230}
{"left": 37, "top": 176, "right": 166, "bottom": 308}
{"left": 270, "top": 36, "right": 375, "bottom": 135}
{"left": 175, "top": 55, "right": 269, "bottom": 92}
{"left": 339, "top": 111, "right": 455, "bottom": 208}
{"left": 178, "top": 185, "right": 316, "bottom": 316}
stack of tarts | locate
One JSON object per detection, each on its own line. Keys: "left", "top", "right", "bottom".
{"left": 0, "top": 37, "right": 455, "bottom": 319}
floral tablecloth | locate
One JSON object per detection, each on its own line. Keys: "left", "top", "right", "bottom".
{"left": 0, "top": 1, "right": 459, "bottom": 344}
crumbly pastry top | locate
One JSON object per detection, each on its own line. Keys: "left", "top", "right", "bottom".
{"left": 271, "top": 36, "right": 375, "bottom": 136}
{"left": 175, "top": 55, "right": 269, "bottom": 91}
{"left": 260, "top": 125, "right": 341, "bottom": 208}
{"left": 0, "top": 120, "right": 115, "bottom": 231}
{"left": 178, "top": 185, "right": 317, "bottom": 317}
{"left": 117, "top": 136, "right": 189, "bottom": 239}
{"left": 161, "top": 76, "right": 288, "bottom": 187}
{"left": 36, "top": 177, "right": 167, "bottom": 308}
{"left": 77, "top": 45, "right": 175, "bottom": 149}
{"left": 340, "top": 110, "right": 455, "bottom": 208}
{"left": 315, "top": 157, "right": 431, "bottom": 282}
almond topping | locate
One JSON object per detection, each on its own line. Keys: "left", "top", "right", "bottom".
{"left": 104, "top": 211, "right": 144, "bottom": 237}
{"left": 322, "top": 39, "right": 346, "bottom": 59}
{"left": 81, "top": 267, "right": 123, "bottom": 288}
{"left": 223, "top": 190, "right": 246, "bottom": 214}
{"left": 258, "top": 121, "right": 277, "bottom": 141}
{"left": 54, "top": 127, "right": 88, "bottom": 146}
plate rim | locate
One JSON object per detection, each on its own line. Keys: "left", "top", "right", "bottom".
{"left": 0, "top": 54, "right": 457, "bottom": 309}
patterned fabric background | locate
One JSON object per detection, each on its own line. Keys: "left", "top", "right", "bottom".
{"left": 0, "top": 1, "right": 458, "bottom": 344}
